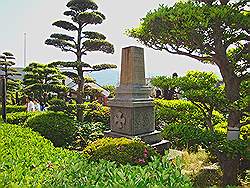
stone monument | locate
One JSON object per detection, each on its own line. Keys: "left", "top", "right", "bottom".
{"left": 105, "top": 46, "right": 169, "bottom": 153}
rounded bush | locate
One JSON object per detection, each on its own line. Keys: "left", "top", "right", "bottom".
{"left": 24, "top": 111, "right": 76, "bottom": 147}
{"left": 83, "top": 137, "right": 158, "bottom": 165}
{"left": 6, "top": 111, "right": 38, "bottom": 125}
{"left": 48, "top": 98, "right": 67, "bottom": 112}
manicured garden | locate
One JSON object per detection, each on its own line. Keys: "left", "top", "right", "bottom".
{"left": 0, "top": 98, "right": 249, "bottom": 187}
{"left": 0, "top": 0, "right": 249, "bottom": 187}
{"left": 0, "top": 123, "right": 192, "bottom": 187}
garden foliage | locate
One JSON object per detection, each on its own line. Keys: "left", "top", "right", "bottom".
{"left": 83, "top": 101, "right": 110, "bottom": 125}
{"left": 2, "top": 105, "right": 26, "bottom": 113}
{"left": 0, "top": 123, "right": 192, "bottom": 187}
{"left": 48, "top": 100, "right": 110, "bottom": 125}
{"left": 72, "top": 121, "right": 107, "bottom": 149}
{"left": 83, "top": 137, "right": 158, "bottom": 165}
{"left": 162, "top": 123, "right": 249, "bottom": 160}
{"left": 154, "top": 99, "right": 225, "bottom": 129}
{"left": 6, "top": 111, "right": 38, "bottom": 125}
{"left": 24, "top": 111, "right": 76, "bottom": 147}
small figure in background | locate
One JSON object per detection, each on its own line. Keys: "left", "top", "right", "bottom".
{"left": 26, "top": 97, "right": 35, "bottom": 112}
{"left": 40, "top": 102, "right": 46, "bottom": 111}
{"left": 155, "top": 89, "right": 162, "bottom": 98}
{"left": 33, "top": 99, "right": 41, "bottom": 111}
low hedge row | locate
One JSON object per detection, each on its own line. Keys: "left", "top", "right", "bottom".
{"left": 0, "top": 123, "right": 192, "bottom": 187}
{"left": 153, "top": 99, "right": 225, "bottom": 129}
{"left": 0, "top": 105, "right": 26, "bottom": 113}
{"left": 24, "top": 111, "right": 77, "bottom": 147}
{"left": 48, "top": 100, "right": 110, "bottom": 125}
{"left": 6, "top": 111, "right": 38, "bottom": 125}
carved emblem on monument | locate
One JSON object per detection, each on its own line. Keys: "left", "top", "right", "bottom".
{"left": 114, "top": 112, "right": 126, "bottom": 129}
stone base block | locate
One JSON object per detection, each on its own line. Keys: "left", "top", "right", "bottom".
{"left": 104, "top": 130, "right": 170, "bottom": 154}
{"left": 104, "top": 130, "right": 161, "bottom": 144}
{"left": 109, "top": 105, "right": 155, "bottom": 136}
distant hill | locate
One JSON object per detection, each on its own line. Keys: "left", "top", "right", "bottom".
{"left": 89, "top": 70, "right": 120, "bottom": 86}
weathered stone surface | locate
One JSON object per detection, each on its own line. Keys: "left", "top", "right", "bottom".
{"left": 105, "top": 130, "right": 162, "bottom": 144}
{"left": 120, "top": 46, "right": 145, "bottom": 86}
{"left": 106, "top": 46, "right": 169, "bottom": 153}
{"left": 110, "top": 106, "right": 155, "bottom": 136}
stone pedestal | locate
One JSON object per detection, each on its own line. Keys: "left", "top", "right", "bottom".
{"left": 105, "top": 46, "right": 169, "bottom": 153}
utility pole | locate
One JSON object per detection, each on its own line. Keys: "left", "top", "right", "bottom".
{"left": 0, "top": 76, "right": 7, "bottom": 122}
{"left": 24, "top": 33, "right": 27, "bottom": 67}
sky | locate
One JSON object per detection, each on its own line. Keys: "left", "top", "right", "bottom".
{"left": 0, "top": 0, "right": 221, "bottom": 78}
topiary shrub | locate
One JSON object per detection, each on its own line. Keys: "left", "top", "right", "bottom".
{"left": 47, "top": 100, "right": 110, "bottom": 125}
{"left": 162, "top": 123, "right": 228, "bottom": 152}
{"left": 83, "top": 137, "right": 158, "bottom": 165}
{"left": 154, "top": 99, "right": 205, "bottom": 129}
{"left": 154, "top": 99, "right": 225, "bottom": 130}
{"left": 1, "top": 105, "right": 26, "bottom": 113}
{"left": 6, "top": 111, "right": 39, "bottom": 125}
{"left": 48, "top": 98, "right": 67, "bottom": 112}
{"left": 24, "top": 111, "right": 76, "bottom": 147}
{"left": 48, "top": 98, "right": 76, "bottom": 117}
{"left": 83, "top": 101, "right": 110, "bottom": 125}
{"left": 72, "top": 121, "right": 107, "bottom": 150}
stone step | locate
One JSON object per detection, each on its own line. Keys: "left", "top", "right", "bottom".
{"left": 104, "top": 130, "right": 170, "bottom": 154}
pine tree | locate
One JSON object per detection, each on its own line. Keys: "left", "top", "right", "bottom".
{"left": 23, "top": 62, "right": 68, "bottom": 103}
{"left": 0, "top": 52, "right": 21, "bottom": 104}
{"left": 45, "top": 0, "right": 116, "bottom": 121}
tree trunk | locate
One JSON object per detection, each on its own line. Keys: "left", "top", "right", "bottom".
{"left": 215, "top": 56, "right": 241, "bottom": 136}
{"left": 206, "top": 108, "right": 214, "bottom": 131}
{"left": 15, "top": 92, "right": 19, "bottom": 105}
{"left": 214, "top": 55, "right": 241, "bottom": 185}
{"left": 217, "top": 152, "right": 240, "bottom": 186}
{"left": 76, "top": 67, "right": 84, "bottom": 121}
{"left": 76, "top": 24, "right": 84, "bottom": 121}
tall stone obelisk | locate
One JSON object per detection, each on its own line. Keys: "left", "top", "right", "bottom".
{"left": 105, "top": 46, "right": 169, "bottom": 152}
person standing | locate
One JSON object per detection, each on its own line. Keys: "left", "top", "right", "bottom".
{"left": 33, "top": 99, "right": 41, "bottom": 111}
{"left": 26, "top": 97, "right": 35, "bottom": 112}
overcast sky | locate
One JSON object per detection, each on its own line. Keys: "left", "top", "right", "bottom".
{"left": 0, "top": 0, "right": 220, "bottom": 77}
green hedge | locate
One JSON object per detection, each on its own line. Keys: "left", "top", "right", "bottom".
{"left": 48, "top": 100, "right": 110, "bottom": 125}
{"left": 83, "top": 101, "right": 110, "bottom": 125}
{"left": 162, "top": 123, "right": 249, "bottom": 159}
{"left": 6, "top": 111, "right": 38, "bottom": 125}
{"left": 83, "top": 137, "right": 158, "bottom": 165}
{"left": 0, "top": 105, "right": 26, "bottom": 113}
{"left": 0, "top": 123, "right": 192, "bottom": 187}
{"left": 154, "top": 99, "right": 225, "bottom": 128}
{"left": 24, "top": 111, "right": 77, "bottom": 147}
{"left": 72, "top": 121, "right": 107, "bottom": 150}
